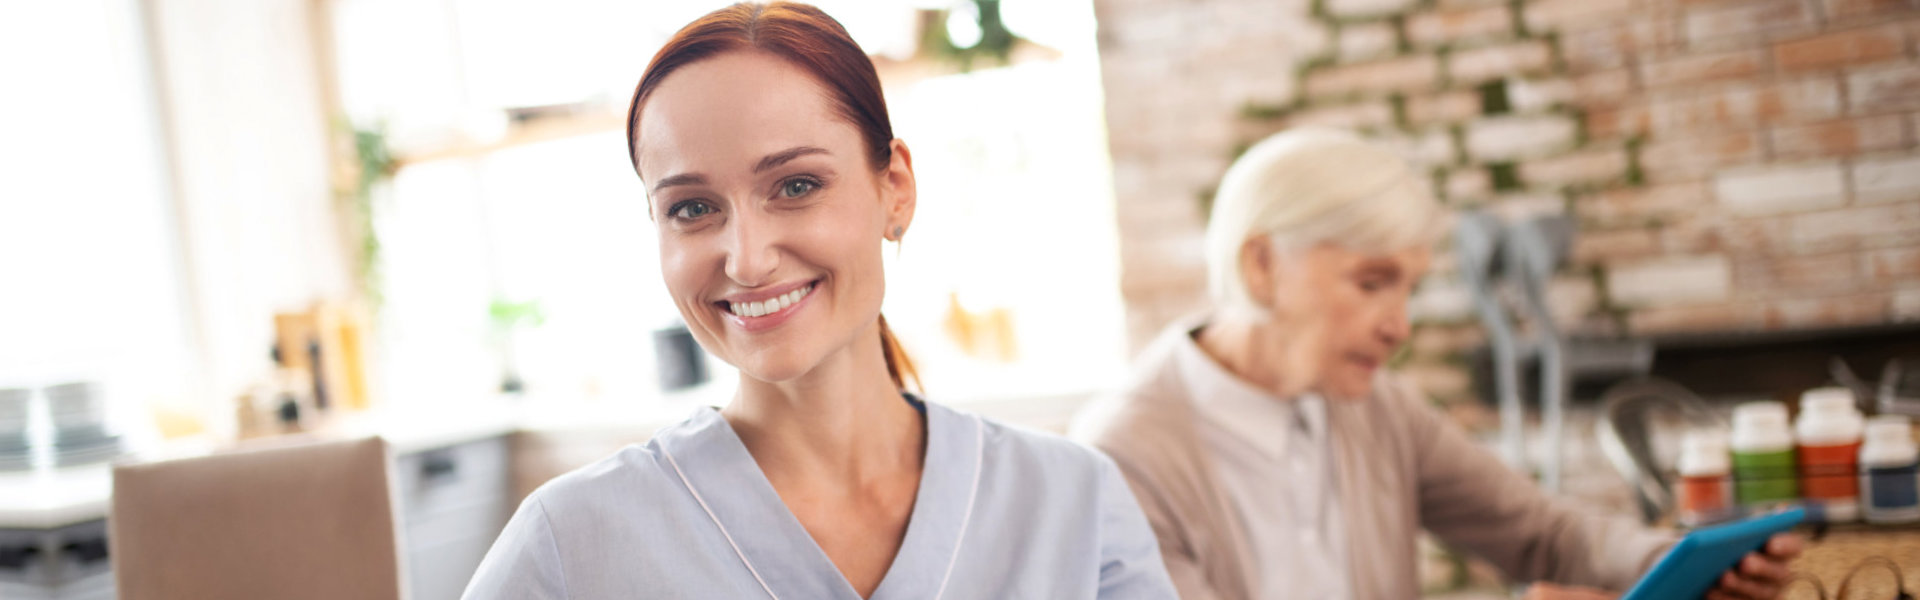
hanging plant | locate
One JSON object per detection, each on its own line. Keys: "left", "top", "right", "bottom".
{"left": 488, "top": 298, "right": 546, "bottom": 394}
{"left": 335, "top": 119, "right": 397, "bottom": 308}
{"left": 924, "top": 0, "right": 1022, "bottom": 72}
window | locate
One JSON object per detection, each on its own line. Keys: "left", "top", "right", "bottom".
{"left": 887, "top": 55, "right": 1129, "bottom": 401}
{"left": 0, "top": 0, "right": 196, "bottom": 443}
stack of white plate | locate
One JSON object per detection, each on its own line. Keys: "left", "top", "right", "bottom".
{"left": 43, "top": 382, "right": 121, "bottom": 468}
{"left": 0, "top": 388, "right": 29, "bottom": 471}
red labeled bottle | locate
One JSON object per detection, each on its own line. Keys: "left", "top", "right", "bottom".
{"left": 1795, "top": 387, "right": 1864, "bottom": 522}
{"left": 1676, "top": 430, "right": 1735, "bottom": 527}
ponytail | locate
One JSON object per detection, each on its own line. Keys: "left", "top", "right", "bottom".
{"left": 877, "top": 314, "right": 921, "bottom": 394}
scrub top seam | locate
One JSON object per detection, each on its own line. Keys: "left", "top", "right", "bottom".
{"left": 534, "top": 498, "right": 574, "bottom": 599}
{"left": 930, "top": 414, "right": 987, "bottom": 600}
{"left": 661, "top": 444, "right": 781, "bottom": 600}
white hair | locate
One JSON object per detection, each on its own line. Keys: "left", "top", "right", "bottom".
{"left": 1204, "top": 127, "right": 1450, "bottom": 316}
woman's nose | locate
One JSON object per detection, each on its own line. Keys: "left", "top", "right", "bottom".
{"left": 1378, "top": 302, "right": 1412, "bottom": 345}
{"left": 722, "top": 209, "right": 778, "bottom": 287}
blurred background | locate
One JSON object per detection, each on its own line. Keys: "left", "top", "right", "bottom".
{"left": 2, "top": 0, "right": 1918, "bottom": 598}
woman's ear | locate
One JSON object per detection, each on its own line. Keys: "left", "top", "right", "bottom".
{"left": 1238, "top": 236, "right": 1278, "bottom": 310}
{"left": 881, "top": 138, "right": 916, "bottom": 240}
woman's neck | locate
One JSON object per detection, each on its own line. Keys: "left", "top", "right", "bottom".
{"left": 721, "top": 321, "right": 925, "bottom": 489}
{"left": 1195, "top": 314, "right": 1316, "bottom": 399}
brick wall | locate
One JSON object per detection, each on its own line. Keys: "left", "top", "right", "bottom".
{"left": 1095, "top": 0, "right": 1920, "bottom": 406}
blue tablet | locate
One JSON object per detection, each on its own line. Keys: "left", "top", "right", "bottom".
{"left": 1619, "top": 507, "right": 1804, "bottom": 600}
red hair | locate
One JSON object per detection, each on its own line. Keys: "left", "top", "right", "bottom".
{"left": 626, "top": 2, "right": 892, "bottom": 171}
{"left": 626, "top": 1, "right": 920, "bottom": 392}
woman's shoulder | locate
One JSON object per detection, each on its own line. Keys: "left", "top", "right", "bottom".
{"left": 519, "top": 408, "right": 718, "bottom": 517}
{"left": 1068, "top": 327, "right": 1209, "bottom": 476}
{"left": 1355, "top": 370, "right": 1451, "bottom": 429}
{"left": 931, "top": 401, "right": 1122, "bottom": 491}
{"left": 1082, "top": 320, "right": 1215, "bottom": 428}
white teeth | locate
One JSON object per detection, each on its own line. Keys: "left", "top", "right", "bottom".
{"left": 727, "top": 283, "right": 813, "bottom": 319}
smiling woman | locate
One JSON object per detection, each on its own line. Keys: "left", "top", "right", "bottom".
{"left": 459, "top": 3, "right": 1177, "bottom": 599}
{"left": 632, "top": 46, "right": 909, "bottom": 392}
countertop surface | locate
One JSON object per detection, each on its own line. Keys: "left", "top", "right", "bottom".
{"left": 1, "top": 382, "right": 1099, "bottom": 531}
{"left": 0, "top": 401, "right": 521, "bottom": 530}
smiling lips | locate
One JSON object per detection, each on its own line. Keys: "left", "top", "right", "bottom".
{"left": 721, "top": 282, "right": 815, "bottom": 319}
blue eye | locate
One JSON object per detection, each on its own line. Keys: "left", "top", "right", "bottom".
{"left": 669, "top": 201, "right": 715, "bottom": 220}
{"left": 780, "top": 178, "right": 819, "bottom": 199}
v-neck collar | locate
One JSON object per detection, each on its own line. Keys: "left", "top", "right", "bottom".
{"left": 656, "top": 396, "right": 982, "bottom": 600}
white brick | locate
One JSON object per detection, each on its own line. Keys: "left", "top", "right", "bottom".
{"left": 1411, "top": 277, "right": 1475, "bottom": 322}
{"left": 1548, "top": 276, "right": 1599, "bottom": 327}
{"left": 1305, "top": 55, "right": 1440, "bottom": 97}
{"left": 1465, "top": 115, "right": 1578, "bottom": 161}
{"left": 1523, "top": 149, "right": 1630, "bottom": 188}
{"left": 1287, "top": 101, "right": 1396, "bottom": 129}
{"left": 1896, "top": 288, "right": 1920, "bottom": 321}
{"left": 1684, "top": 0, "right": 1814, "bottom": 44}
{"left": 1326, "top": 0, "right": 1419, "bottom": 19}
{"left": 1608, "top": 256, "right": 1733, "bottom": 306}
{"left": 1509, "top": 78, "right": 1573, "bottom": 113}
{"left": 1489, "top": 192, "right": 1567, "bottom": 221}
{"left": 1405, "top": 91, "right": 1479, "bottom": 126}
{"left": 1713, "top": 162, "right": 1846, "bottom": 216}
{"left": 1412, "top": 129, "right": 1456, "bottom": 167}
{"left": 1524, "top": 0, "right": 1633, "bottom": 33}
{"left": 1852, "top": 155, "right": 1920, "bottom": 204}
{"left": 1789, "top": 203, "right": 1920, "bottom": 253}
{"left": 1338, "top": 23, "right": 1399, "bottom": 62}
{"left": 1847, "top": 63, "right": 1920, "bottom": 113}
{"left": 1408, "top": 5, "right": 1512, "bottom": 46}
{"left": 1570, "top": 70, "right": 1634, "bottom": 104}
{"left": 1450, "top": 41, "right": 1553, "bottom": 84}
{"left": 1374, "top": 129, "right": 1456, "bottom": 168}
{"left": 1446, "top": 168, "right": 1492, "bottom": 201}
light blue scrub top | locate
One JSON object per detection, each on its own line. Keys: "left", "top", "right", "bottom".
{"left": 461, "top": 397, "right": 1177, "bottom": 599}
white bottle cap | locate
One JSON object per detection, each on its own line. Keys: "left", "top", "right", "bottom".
{"left": 1678, "top": 430, "right": 1731, "bottom": 476}
{"left": 1731, "top": 401, "right": 1793, "bottom": 452}
{"left": 1796, "top": 387, "right": 1865, "bottom": 445}
{"left": 1801, "top": 387, "right": 1858, "bottom": 413}
{"left": 1860, "top": 416, "right": 1917, "bottom": 465}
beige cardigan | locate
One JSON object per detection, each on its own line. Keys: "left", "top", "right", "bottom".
{"left": 1074, "top": 324, "right": 1675, "bottom": 600}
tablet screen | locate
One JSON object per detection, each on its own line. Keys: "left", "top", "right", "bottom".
{"left": 1618, "top": 507, "right": 1804, "bottom": 600}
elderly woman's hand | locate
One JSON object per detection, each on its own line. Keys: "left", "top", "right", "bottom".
{"left": 1706, "top": 533, "right": 1804, "bottom": 600}
{"left": 1524, "top": 532, "right": 1804, "bottom": 600}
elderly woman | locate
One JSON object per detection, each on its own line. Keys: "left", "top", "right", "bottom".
{"left": 1073, "top": 128, "right": 1800, "bottom": 600}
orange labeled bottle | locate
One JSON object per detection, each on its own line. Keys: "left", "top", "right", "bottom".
{"left": 1677, "top": 430, "right": 1735, "bottom": 527}
{"left": 1795, "top": 387, "right": 1864, "bottom": 522}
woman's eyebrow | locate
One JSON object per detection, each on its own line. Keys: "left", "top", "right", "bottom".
{"left": 1359, "top": 260, "right": 1404, "bottom": 279}
{"left": 651, "top": 146, "right": 829, "bottom": 193}
{"left": 653, "top": 173, "right": 706, "bottom": 194}
{"left": 754, "top": 146, "right": 829, "bottom": 173}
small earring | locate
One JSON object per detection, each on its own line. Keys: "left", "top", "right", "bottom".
{"left": 891, "top": 226, "right": 904, "bottom": 240}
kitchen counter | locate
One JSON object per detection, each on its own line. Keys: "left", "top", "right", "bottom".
{"left": 0, "top": 401, "right": 519, "bottom": 530}
{"left": 0, "top": 465, "right": 114, "bottom": 530}
{"left": 0, "top": 380, "right": 1099, "bottom": 531}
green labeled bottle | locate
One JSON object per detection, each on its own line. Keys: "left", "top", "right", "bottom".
{"left": 1731, "top": 401, "right": 1799, "bottom": 507}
